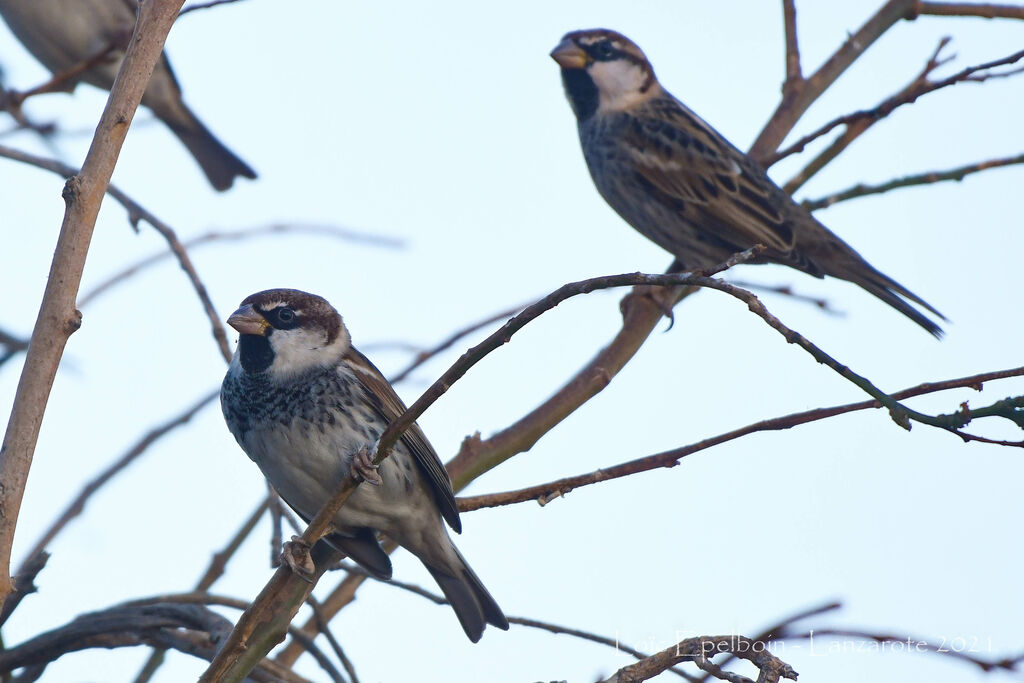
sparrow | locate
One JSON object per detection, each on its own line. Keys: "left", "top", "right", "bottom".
{"left": 220, "top": 289, "right": 508, "bottom": 642}
{"left": 0, "top": 0, "right": 256, "bottom": 191}
{"left": 551, "top": 29, "right": 945, "bottom": 336}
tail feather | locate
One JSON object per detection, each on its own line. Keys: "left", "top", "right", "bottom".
{"left": 845, "top": 262, "right": 948, "bottom": 338}
{"left": 426, "top": 548, "right": 508, "bottom": 643}
{"left": 817, "top": 247, "right": 947, "bottom": 337}
{"left": 163, "top": 106, "right": 257, "bottom": 192}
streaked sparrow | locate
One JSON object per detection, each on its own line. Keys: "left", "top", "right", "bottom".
{"left": 0, "top": 0, "right": 256, "bottom": 191}
{"left": 220, "top": 289, "right": 508, "bottom": 642}
{"left": 551, "top": 29, "right": 945, "bottom": 336}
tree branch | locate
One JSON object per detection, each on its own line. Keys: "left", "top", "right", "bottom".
{"left": 601, "top": 635, "right": 797, "bottom": 683}
{"left": 15, "top": 390, "right": 219, "bottom": 581}
{"left": 749, "top": 0, "right": 917, "bottom": 163}
{"left": 0, "top": 0, "right": 186, "bottom": 611}
{"left": 459, "top": 364, "right": 1024, "bottom": 512}
{"left": 133, "top": 498, "right": 272, "bottom": 683}
{"left": 332, "top": 562, "right": 698, "bottom": 681}
{"left": 782, "top": 43, "right": 1024, "bottom": 192}
{"left": 781, "top": 0, "right": 803, "bottom": 88}
{"left": 78, "top": 223, "right": 402, "bottom": 309}
{"left": 802, "top": 152, "right": 1024, "bottom": 209}
{"left": 910, "top": 1, "right": 1024, "bottom": 19}
{"left": 0, "top": 144, "right": 232, "bottom": 361}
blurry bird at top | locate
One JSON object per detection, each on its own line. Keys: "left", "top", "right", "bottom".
{"left": 0, "top": 0, "right": 256, "bottom": 191}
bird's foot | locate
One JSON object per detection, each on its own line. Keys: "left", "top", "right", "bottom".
{"left": 352, "top": 446, "right": 383, "bottom": 486}
{"left": 281, "top": 536, "right": 316, "bottom": 583}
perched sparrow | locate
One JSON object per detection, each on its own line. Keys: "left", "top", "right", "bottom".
{"left": 0, "top": 0, "right": 255, "bottom": 191}
{"left": 551, "top": 29, "right": 945, "bottom": 336}
{"left": 220, "top": 289, "right": 508, "bottom": 642}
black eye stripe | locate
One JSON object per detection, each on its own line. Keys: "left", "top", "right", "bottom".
{"left": 260, "top": 305, "right": 300, "bottom": 330}
{"left": 583, "top": 39, "right": 621, "bottom": 61}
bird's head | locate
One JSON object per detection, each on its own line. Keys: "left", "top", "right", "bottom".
{"left": 550, "top": 29, "right": 659, "bottom": 120}
{"left": 226, "top": 288, "right": 351, "bottom": 378}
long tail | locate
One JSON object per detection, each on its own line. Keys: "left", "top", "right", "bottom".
{"left": 836, "top": 258, "right": 948, "bottom": 338}
{"left": 161, "top": 104, "right": 257, "bottom": 192}
{"left": 425, "top": 547, "right": 509, "bottom": 643}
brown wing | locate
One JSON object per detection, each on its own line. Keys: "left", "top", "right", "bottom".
{"left": 621, "top": 97, "right": 796, "bottom": 253}
{"left": 343, "top": 347, "right": 462, "bottom": 533}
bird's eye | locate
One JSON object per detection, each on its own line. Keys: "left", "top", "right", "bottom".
{"left": 277, "top": 308, "right": 295, "bottom": 323}
{"left": 592, "top": 40, "right": 615, "bottom": 60}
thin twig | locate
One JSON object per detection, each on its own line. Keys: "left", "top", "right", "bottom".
{"left": 0, "top": 144, "right": 232, "bottom": 362}
{"left": 0, "top": 603, "right": 321, "bottom": 682}
{"left": 133, "top": 498, "right": 272, "bottom": 683}
{"left": 782, "top": 44, "right": 1024, "bottom": 191}
{"left": 781, "top": 0, "right": 803, "bottom": 88}
{"left": 333, "top": 563, "right": 697, "bottom": 681}
{"left": 388, "top": 301, "right": 531, "bottom": 384}
{"left": 750, "top": 0, "right": 918, "bottom": 163}
{"left": 767, "top": 44, "right": 1024, "bottom": 168}
{"left": 78, "top": 223, "right": 402, "bottom": 308}
{"left": 0, "top": 553, "right": 49, "bottom": 629}
{"left": 125, "top": 593, "right": 346, "bottom": 682}
{"left": 307, "top": 596, "right": 359, "bottom": 683}
{"left": 694, "top": 601, "right": 843, "bottom": 683}
{"left": 459, "top": 364, "right": 1024, "bottom": 512}
{"left": 777, "top": 628, "right": 1023, "bottom": 673}
{"left": 803, "top": 152, "right": 1024, "bottom": 209}
{"left": 910, "top": 1, "right": 1024, "bottom": 19}
{"left": 179, "top": 0, "right": 250, "bottom": 16}
{"left": 0, "top": 0, "right": 189, "bottom": 609}
{"left": 14, "top": 390, "right": 219, "bottom": 583}
{"left": 725, "top": 279, "right": 839, "bottom": 314}
{"left": 4, "top": 43, "right": 121, "bottom": 109}
{"left": 600, "top": 634, "right": 797, "bottom": 683}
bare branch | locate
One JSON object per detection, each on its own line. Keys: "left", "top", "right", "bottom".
{"left": 910, "top": 1, "right": 1024, "bottom": 19}
{"left": 0, "top": 552, "right": 48, "bottom": 629}
{"left": 777, "top": 628, "right": 1023, "bottom": 673}
{"left": 0, "top": 0, "right": 187, "bottom": 611}
{"left": 0, "top": 604, "right": 307, "bottom": 680}
{"left": 275, "top": 558, "right": 377, "bottom": 666}
{"left": 2, "top": 43, "right": 121, "bottom": 110}
{"left": 725, "top": 279, "right": 840, "bottom": 314}
{"left": 0, "top": 144, "right": 232, "bottom": 362}
{"left": 781, "top": 0, "right": 803, "bottom": 87}
{"left": 307, "top": 596, "right": 360, "bottom": 683}
{"left": 694, "top": 602, "right": 843, "bottom": 682}
{"left": 134, "top": 497, "right": 272, "bottom": 683}
{"left": 179, "top": 0, "right": 250, "bottom": 16}
{"left": 333, "top": 562, "right": 698, "bottom": 681}
{"left": 78, "top": 223, "right": 401, "bottom": 308}
{"left": 459, "top": 364, "right": 1024, "bottom": 512}
{"left": 15, "top": 390, "right": 219, "bottom": 581}
{"left": 0, "top": 326, "right": 29, "bottom": 368}
{"left": 782, "top": 43, "right": 1024, "bottom": 191}
{"left": 127, "top": 592, "right": 346, "bottom": 683}
{"left": 750, "top": 0, "right": 918, "bottom": 163}
{"left": 767, "top": 45, "right": 1024, "bottom": 168}
{"left": 802, "top": 152, "right": 1024, "bottom": 209}
{"left": 388, "top": 300, "right": 531, "bottom": 384}
{"left": 600, "top": 635, "right": 797, "bottom": 683}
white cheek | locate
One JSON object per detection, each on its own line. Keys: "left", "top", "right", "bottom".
{"left": 268, "top": 328, "right": 332, "bottom": 377}
{"left": 589, "top": 60, "right": 649, "bottom": 111}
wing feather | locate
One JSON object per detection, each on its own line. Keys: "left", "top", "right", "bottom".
{"left": 620, "top": 101, "right": 796, "bottom": 253}
{"left": 343, "top": 347, "right": 462, "bottom": 533}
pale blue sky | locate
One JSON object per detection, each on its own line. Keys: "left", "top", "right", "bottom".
{"left": 1, "top": 2, "right": 1022, "bottom": 681}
